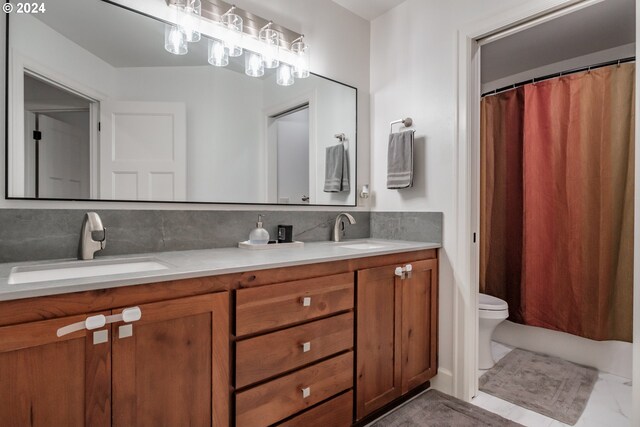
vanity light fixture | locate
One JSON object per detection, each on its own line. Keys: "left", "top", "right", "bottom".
{"left": 276, "top": 63, "right": 294, "bottom": 86}
{"left": 208, "top": 38, "right": 228, "bottom": 66}
{"left": 220, "top": 5, "right": 243, "bottom": 57}
{"left": 164, "top": 24, "right": 188, "bottom": 55}
{"left": 259, "top": 21, "right": 280, "bottom": 69}
{"left": 291, "top": 36, "right": 310, "bottom": 79}
{"left": 245, "top": 50, "right": 265, "bottom": 77}
{"left": 179, "top": 0, "right": 201, "bottom": 43}
{"left": 163, "top": 1, "right": 311, "bottom": 85}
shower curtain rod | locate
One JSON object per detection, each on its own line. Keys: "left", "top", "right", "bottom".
{"left": 481, "top": 56, "right": 635, "bottom": 97}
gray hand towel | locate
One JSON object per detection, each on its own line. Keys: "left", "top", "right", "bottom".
{"left": 387, "top": 130, "right": 414, "bottom": 189}
{"left": 324, "top": 144, "right": 350, "bottom": 192}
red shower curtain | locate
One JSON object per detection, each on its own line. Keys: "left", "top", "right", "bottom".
{"left": 480, "top": 63, "right": 635, "bottom": 342}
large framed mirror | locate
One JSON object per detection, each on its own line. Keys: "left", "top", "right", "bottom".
{"left": 5, "top": 0, "right": 357, "bottom": 206}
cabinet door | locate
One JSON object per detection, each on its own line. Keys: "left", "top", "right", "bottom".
{"left": 0, "top": 312, "right": 111, "bottom": 427}
{"left": 401, "top": 259, "right": 438, "bottom": 393}
{"left": 356, "top": 264, "right": 402, "bottom": 419}
{"left": 112, "top": 293, "right": 230, "bottom": 427}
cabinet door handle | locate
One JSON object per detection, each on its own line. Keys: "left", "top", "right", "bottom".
{"left": 395, "top": 266, "right": 405, "bottom": 279}
{"left": 300, "top": 297, "right": 312, "bottom": 307}
{"left": 405, "top": 264, "right": 413, "bottom": 279}
{"left": 105, "top": 306, "right": 142, "bottom": 325}
{"left": 57, "top": 314, "right": 106, "bottom": 337}
{"left": 301, "top": 341, "right": 311, "bottom": 352}
{"left": 301, "top": 387, "right": 311, "bottom": 398}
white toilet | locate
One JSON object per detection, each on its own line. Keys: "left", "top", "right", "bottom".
{"left": 478, "top": 293, "right": 509, "bottom": 369}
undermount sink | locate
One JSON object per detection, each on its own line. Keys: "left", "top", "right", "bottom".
{"left": 8, "top": 258, "right": 170, "bottom": 285}
{"left": 337, "top": 240, "right": 407, "bottom": 250}
{"left": 339, "top": 242, "right": 388, "bottom": 250}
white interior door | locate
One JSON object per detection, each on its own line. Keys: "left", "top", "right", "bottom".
{"left": 99, "top": 101, "right": 186, "bottom": 201}
{"left": 37, "top": 114, "right": 90, "bottom": 199}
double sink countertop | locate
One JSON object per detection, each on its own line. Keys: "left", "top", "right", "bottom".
{"left": 0, "top": 239, "right": 441, "bottom": 302}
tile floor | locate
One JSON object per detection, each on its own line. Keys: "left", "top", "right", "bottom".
{"left": 472, "top": 341, "right": 633, "bottom": 427}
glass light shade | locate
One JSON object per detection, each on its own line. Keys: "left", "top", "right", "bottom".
{"left": 245, "top": 51, "right": 264, "bottom": 77}
{"left": 164, "top": 24, "right": 188, "bottom": 55}
{"left": 208, "top": 38, "right": 228, "bottom": 67}
{"left": 178, "top": 0, "right": 201, "bottom": 43}
{"left": 259, "top": 27, "right": 279, "bottom": 69}
{"left": 291, "top": 39, "right": 310, "bottom": 78}
{"left": 276, "top": 63, "right": 294, "bottom": 86}
{"left": 222, "top": 13, "right": 243, "bottom": 57}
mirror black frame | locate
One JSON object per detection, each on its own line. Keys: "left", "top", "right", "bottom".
{"left": 4, "top": 1, "right": 358, "bottom": 207}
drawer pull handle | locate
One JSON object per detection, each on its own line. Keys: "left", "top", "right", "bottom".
{"left": 301, "top": 387, "right": 311, "bottom": 398}
{"left": 301, "top": 341, "right": 311, "bottom": 352}
{"left": 301, "top": 297, "right": 312, "bottom": 307}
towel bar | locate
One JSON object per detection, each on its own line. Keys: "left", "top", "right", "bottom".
{"left": 390, "top": 117, "right": 413, "bottom": 133}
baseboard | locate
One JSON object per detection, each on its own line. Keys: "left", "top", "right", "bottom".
{"left": 494, "top": 321, "right": 632, "bottom": 379}
{"left": 429, "top": 367, "right": 454, "bottom": 395}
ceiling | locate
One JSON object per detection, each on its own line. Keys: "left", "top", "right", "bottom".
{"left": 481, "top": 0, "right": 635, "bottom": 83}
{"left": 331, "top": 0, "right": 405, "bottom": 21}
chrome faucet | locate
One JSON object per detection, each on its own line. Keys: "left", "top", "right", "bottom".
{"left": 78, "top": 212, "right": 106, "bottom": 260}
{"left": 332, "top": 213, "right": 356, "bottom": 242}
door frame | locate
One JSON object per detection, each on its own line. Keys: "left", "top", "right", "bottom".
{"left": 8, "top": 50, "right": 104, "bottom": 198}
{"left": 454, "top": 1, "right": 640, "bottom": 418}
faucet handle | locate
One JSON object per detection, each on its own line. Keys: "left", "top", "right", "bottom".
{"left": 95, "top": 227, "right": 107, "bottom": 249}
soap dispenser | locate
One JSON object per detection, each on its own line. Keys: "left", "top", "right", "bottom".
{"left": 249, "top": 215, "right": 270, "bottom": 245}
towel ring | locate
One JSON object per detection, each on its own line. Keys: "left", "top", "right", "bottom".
{"left": 390, "top": 117, "right": 413, "bottom": 133}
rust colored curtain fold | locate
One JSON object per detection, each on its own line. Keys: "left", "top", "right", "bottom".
{"left": 480, "top": 63, "right": 635, "bottom": 342}
{"left": 480, "top": 88, "right": 525, "bottom": 323}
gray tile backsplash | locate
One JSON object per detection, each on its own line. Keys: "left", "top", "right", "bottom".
{"left": 0, "top": 209, "right": 369, "bottom": 263}
{"left": 370, "top": 212, "right": 443, "bottom": 243}
{"left": 0, "top": 209, "right": 442, "bottom": 263}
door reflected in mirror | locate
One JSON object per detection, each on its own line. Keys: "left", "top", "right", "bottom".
{"left": 7, "top": 0, "right": 357, "bottom": 206}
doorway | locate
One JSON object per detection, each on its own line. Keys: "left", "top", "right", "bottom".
{"left": 455, "top": 2, "right": 639, "bottom": 425}
{"left": 23, "top": 72, "right": 96, "bottom": 199}
{"left": 266, "top": 105, "right": 311, "bottom": 204}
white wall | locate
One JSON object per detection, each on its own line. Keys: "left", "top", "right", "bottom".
{"left": 369, "top": 0, "right": 548, "bottom": 394}
{"left": 116, "top": 66, "right": 265, "bottom": 203}
{"left": 11, "top": 14, "right": 116, "bottom": 97}
{"left": 0, "top": 0, "right": 371, "bottom": 211}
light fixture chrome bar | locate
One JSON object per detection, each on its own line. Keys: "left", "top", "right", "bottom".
{"left": 166, "top": 0, "right": 302, "bottom": 48}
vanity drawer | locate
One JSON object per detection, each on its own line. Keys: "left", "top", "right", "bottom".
{"left": 236, "top": 273, "right": 354, "bottom": 336}
{"left": 278, "top": 390, "right": 353, "bottom": 427}
{"left": 236, "top": 313, "right": 354, "bottom": 388}
{"left": 236, "top": 352, "right": 353, "bottom": 427}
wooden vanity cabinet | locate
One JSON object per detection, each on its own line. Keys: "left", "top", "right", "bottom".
{"left": 0, "top": 292, "right": 230, "bottom": 427}
{"left": 0, "top": 248, "right": 438, "bottom": 427}
{"left": 356, "top": 258, "right": 438, "bottom": 420}
{"left": 0, "top": 311, "right": 112, "bottom": 427}
{"left": 112, "top": 293, "right": 229, "bottom": 427}
{"left": 235, "top": 273, "right": 355, "bottom": 427}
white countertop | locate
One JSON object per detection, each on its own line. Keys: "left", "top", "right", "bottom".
{"left": 0, "top": 239, "right": 440, "bottom": 302}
